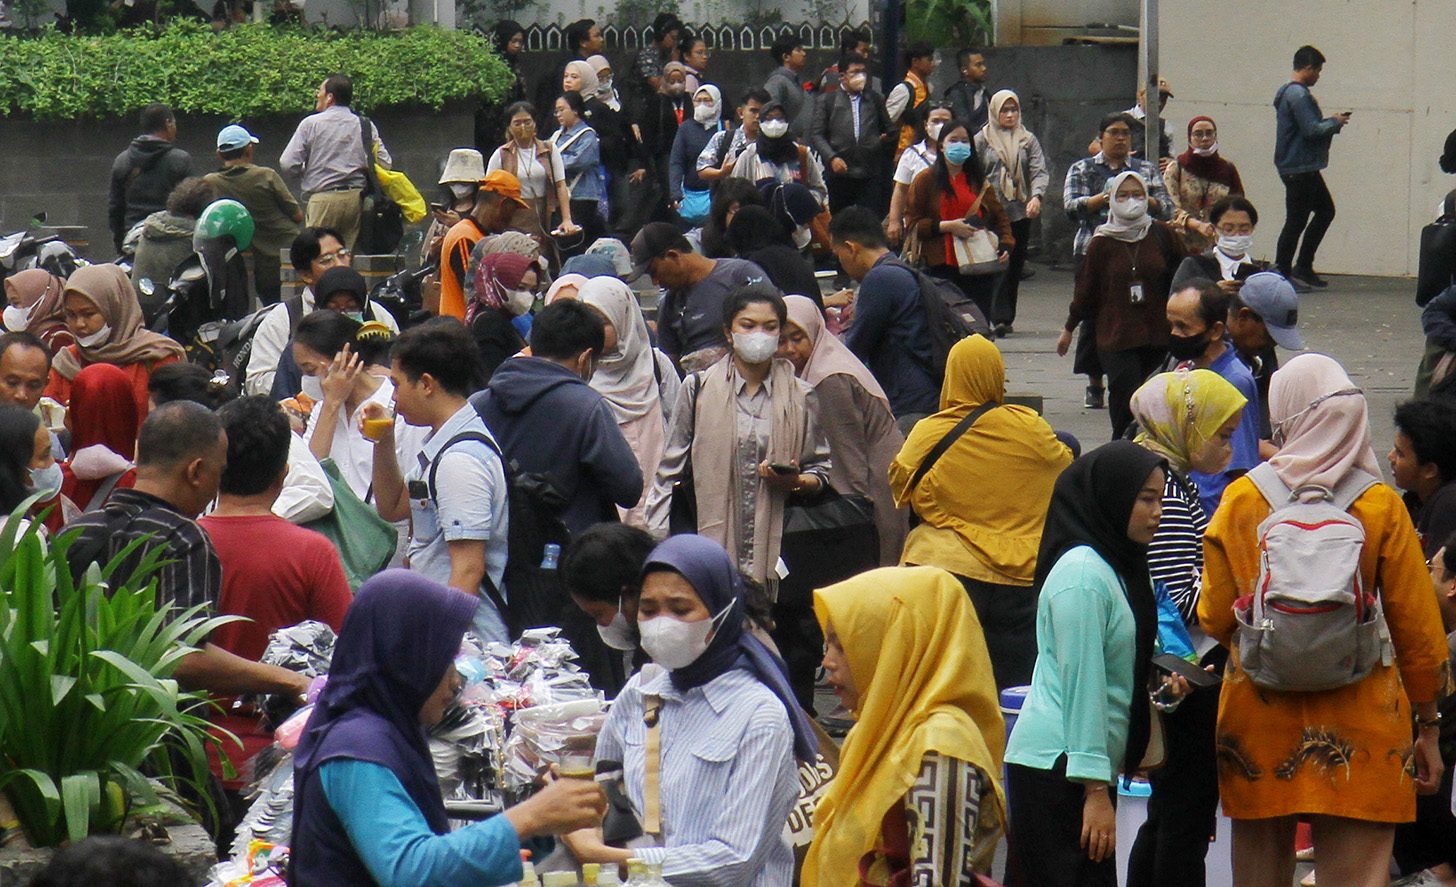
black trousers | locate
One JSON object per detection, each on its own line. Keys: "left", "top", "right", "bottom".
{"left": 769, "top": 600, "right": 824, "bottom": 715}
{"left": 827, "top": 173, "right": 884, "bottom": 216}
{"left": 956, "top": 573, "right": 1037, "bottom": 690}
{"left": 1099, "top": 345, "right": 1166, "bottom": 440}
{"left": 1275, "top": 170, "right": 1336, "bottom": 272}
{"left": 1006, "top": 757, "right": 1117, "bottom": 887}
{"left": 1392, "top": 740, "right": 1456, "bottom": 874}
{"left": 1125, "top": 646, "right": 1226, "bottom": 887}
{"left": 993, "top": 217, "right": 1032, "bottom": 326}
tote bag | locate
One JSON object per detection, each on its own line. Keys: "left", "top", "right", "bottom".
{"left": 303, "top": 457, "right": 398, "bottom": 591}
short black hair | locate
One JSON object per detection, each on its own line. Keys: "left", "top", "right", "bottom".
{"left": 905, "top": 41, "right": 935, "bottom": 62}
{"left": 710, "top": 178, "right": 764, "bottom": 235}
{"left": 1440, "top": 530, "right": 1456, "bottom": 575}
{"left": 218, "top": 146, "right": 248, "bottom": 161}
{"left": 165, "top": 177, "right": 215, "bottom": 218}
{"left": 956, "top": 47, "right": 984, "bottom": 68}
{"left": 740, "top": 87, "right": 771, "bottom": 108}
{"left": 392, "top": 317, "right": 481, "bottom": 397}
{"left": 934, "top": 118, "right": 987, "bottom": 191}
{"left": 770, "top": 34, "right": 803, "bottom": 64}
{"left": 295, "top": 309, "right": 363, "bottom": 359}
{"left": 323, "top": 73, "right": 353, "bottom": 106}
{"left": 32, "top": 836, "right": 190, "bottom": 887}
{"left": 290, "top": 227, "right": 345, "bottom": 273}
{"left": 558, "top": 90, "right": 587, "bottom": 117}
{"left": 650, "top": 13, "right": 683, "bottom": 42}
{"left": 0, "top": 331, "right": 51, "bottom": 370}
{"left": 136, "top": 401, "right": 225, "bottom": 470}
{"left": 839, "top": 28, "right": 870, "bottom": 55}
{"left": 562, "top": 522, "right": 657, "bottom": 604}
{"left": 722, "top": 282, "right": 787, "bottom": 329}
{"left": 530, "top": 299, "right": 606, "bottom": 360}
{"left": 842, "top": 55, "right": 868, "bottom": 73}
{"left": 1394, "top": 399, "right": 1456, "bottom": 483}
{"left": 1100, "top": 112, "right": 1138, "bottom": 135}
{"left": 1174, "top": 282, "right": 1231, "bottom": 330}
{"left": 828, "top": 204, "right": 889, "bottom": 249}
{"left": 139, "top": 103, "right": 175, "bottom": 135}
{"left": 680, "top": 34, "right": 705, "bottom": 57}
{"left": 216, "top": 396, "right": 291, "bottom": 497}
{"left": 0, "top": 405, "right": 39, "bottom": 515}
{"left": 504, "top": 100, "right": 537, "bottom": 124}
{"left": 565, "top": 18, "right": 596, "bottom": 52}
{"left": 148, "top": 362, "right": 234, "bottom": 409}
{"left": 1208, "top": 195, "right": 1259, "bottom": 228}
{"left": 1293, "top": 45, "right": 1326, "bottom": 70}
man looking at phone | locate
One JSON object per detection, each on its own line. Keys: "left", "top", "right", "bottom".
{"left": 1273, "top": 44, "right": 1350, "bottom": 290}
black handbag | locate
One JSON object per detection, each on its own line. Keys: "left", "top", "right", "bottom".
{"left": 668, "top": 458, "right": 696, "bottom": 535}
{"left": 356, "top": 115, "right": 405, "bottom": 255}
{"left": 777, "top": 486, "right": 879, "bottom": 607}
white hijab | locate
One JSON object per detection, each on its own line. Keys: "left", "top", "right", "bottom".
{"left": 578, "top": 277, "right": 660, "bottom": 423}
{"left": 693, "top": 85, "right": 723, "bottom": 129}
{"left": 1093, "top": 170, "right": 1155, "bottom": 243}
{"left": 586, "top": 54, "right": 621, "bottom": 111}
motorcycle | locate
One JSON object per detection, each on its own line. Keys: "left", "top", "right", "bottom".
{"left": 370, "top": 263, "right": 435, "bottom": 330}
{"left": 0, "top": 213, "right": 85, "bottom": 280}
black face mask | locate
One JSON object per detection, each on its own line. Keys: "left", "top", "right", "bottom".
{"left": 1165, "top": 330, "right": 1210, "bottom": 361}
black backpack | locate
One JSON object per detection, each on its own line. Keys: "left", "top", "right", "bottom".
{"left": 884, "top": 257, "right": 991, "bottom": 379}
{"left": 204, "top": 297, "right": 305, "bottom": 395}
{"left": 425, "top": 412, "right": 571, "bottom": 639}
{"left": 1417, "top": 191, "right": 1456, "bottom": 306}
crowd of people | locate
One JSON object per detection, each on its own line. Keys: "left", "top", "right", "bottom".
{"left": 3, "top": 25, "right": 1454, "bottom": 887}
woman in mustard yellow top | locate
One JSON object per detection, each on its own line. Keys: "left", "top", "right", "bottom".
{"left": 889, "top": 334, "right": 1073, "bottom": 689}
{"left": 1198, "top": 353, "right": 1452, "bottom": 887}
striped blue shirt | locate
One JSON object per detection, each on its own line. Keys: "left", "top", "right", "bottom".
{"left": 596, "top": 666, "right": 798, "bottom": 887}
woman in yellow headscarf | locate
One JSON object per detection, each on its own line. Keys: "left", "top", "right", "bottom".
{"left": 805, "top": 566, "right": 1006, "bottom": 887}
{"left": 1126, "top": 369, "right": 1244, "bottom": 887}
{"left": 889, "top": 334, "right": 1073, "bottom": 689}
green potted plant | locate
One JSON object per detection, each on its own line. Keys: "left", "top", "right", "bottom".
{"left": 0, "top": 506, "right": 238, "bottom": 847}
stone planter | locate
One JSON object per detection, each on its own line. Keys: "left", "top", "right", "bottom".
{"left": 0, "top": 821, "right": 217, "bottom": 886}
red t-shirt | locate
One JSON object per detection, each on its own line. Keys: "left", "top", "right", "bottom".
{"left": 198, "top": 513, "right": 352, "bottom": 661}
{"left": 199, "top": 513, "right": 352, "bottom": 787}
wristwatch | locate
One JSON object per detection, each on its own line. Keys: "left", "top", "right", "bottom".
{"left": 1416, "top": 712, "right": 1442, "bottom": 730}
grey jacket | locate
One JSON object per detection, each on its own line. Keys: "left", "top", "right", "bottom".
{"left": 808, "top": 88, "right": 892, "bottom": 179}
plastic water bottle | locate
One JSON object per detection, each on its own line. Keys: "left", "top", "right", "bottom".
{"left": 540, "top": 543, "right": 561, "bottom": 570}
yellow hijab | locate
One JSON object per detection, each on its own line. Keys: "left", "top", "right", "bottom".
{"left": 1130, "top": 369, "right": 1247, "bottom": 476}
{"left": 804, "top": 567, "right": 1006, "bottom": 886}
{"left": 889, "top": 336, "right": 1072, "bottom": 583}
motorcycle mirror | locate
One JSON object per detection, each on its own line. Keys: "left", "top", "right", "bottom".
{"left": 29, "top": 213, "right": 47, "bottom": 228}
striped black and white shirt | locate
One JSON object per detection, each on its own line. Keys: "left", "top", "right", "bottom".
{"left": 63, "top": 488, "right": 221, "bottom": 618}
{"left": 1147, "top": 471, "right": 1207, "bottom": 625}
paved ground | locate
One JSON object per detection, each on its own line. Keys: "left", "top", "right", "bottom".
{"left": 998, "top": 266, "right": 1426, "bottom": 462}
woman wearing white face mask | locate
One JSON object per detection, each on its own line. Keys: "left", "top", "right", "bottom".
{"left": 45, "top": 263, "right": 184, "bottom": 420}
{"left": 887, "top": 103, "right": 952, "bottom": 247}
{"left": 728, "top": 102, "right": 829, "bottom": 210}
{"left": 3, "top": 269, "right": 73, "bottom": 352}
{"left": 295, "top": 310, "right": 429, "bottom": 504}
{"left": 646, "top": 284, "right": 833, "bottom": 592}
{"left": 0, "top": 405, "right": 62, "bottom": 538}
{"left": 1164, "top": 116, "right": 1246, "bottom": 253}
{"left": 669, "top": 85, "right": 728, "bottom": 226}
{"left": 562, "top": 533, "right": 815, "bottom": 887}
{"left": 1057, "top": 171, "right": 1187, "bottom": 439}
{"left": 469, "top": 252, "right": 539, "bottom": 381}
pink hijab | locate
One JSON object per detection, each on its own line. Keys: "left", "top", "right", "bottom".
{"left": 1266, "top": 352, "right": 1383, "bottom": 492}
{"left": 784, "top": 295, "right": 889, "bottom": 411}
{"left": 545, "top": 273, "right": 590, "bottom": 305}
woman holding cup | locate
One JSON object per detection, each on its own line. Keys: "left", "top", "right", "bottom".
{"left": 295, "top": 310, "right": 430, "bottom": 502}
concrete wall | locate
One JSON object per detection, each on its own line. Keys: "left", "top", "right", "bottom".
{"left": 1158, "top": 0, "right": 1452, "bottom": 278}
{"left": 994, "top": 0, "right": 1138, "bottom": 47}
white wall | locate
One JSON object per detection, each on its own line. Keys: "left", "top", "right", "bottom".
{"left": 1159, "top": 0, "right": 1455, "bottom": 277}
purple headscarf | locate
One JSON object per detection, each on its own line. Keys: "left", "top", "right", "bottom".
{"left": 642, "top": 535, "right": 818, "bottom": 762}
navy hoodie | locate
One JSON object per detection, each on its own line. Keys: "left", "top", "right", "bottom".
{"left": 472, "top": 356, "right": 644, "bottom": 535}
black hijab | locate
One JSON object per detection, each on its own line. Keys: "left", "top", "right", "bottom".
{"left": 1033, "top": 440, "right": 1165, "bottom": 777}
{"left": 491, "top": 20, "right": 524, "bottom": 71}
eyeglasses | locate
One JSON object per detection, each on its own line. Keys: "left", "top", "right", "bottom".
{"left": 316, "top": 247, "right": 351, "bottom": 267}
{"left": 1103, "top": 129, "right": 1132, "bottom": 139}
{"left": 510, "top": 120, "right": 536, "bottom": 129}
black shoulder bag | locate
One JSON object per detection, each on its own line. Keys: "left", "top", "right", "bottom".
{"left": 356, "top": 115, "right": 404, "bottom": 255}
{"left": 905, "top": 401, "right": 999, "bottom": 527}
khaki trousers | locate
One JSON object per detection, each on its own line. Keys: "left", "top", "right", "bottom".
{"left": 305, "top": 189, "right": 363, "bottom": 250}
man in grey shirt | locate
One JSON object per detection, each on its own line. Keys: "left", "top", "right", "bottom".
{"left": 280, "top": 73, "right": 392, "bottom": 251}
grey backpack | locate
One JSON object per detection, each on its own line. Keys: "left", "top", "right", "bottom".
{"left": 1232, "top": 464, "right": 1392, "bottom": 692}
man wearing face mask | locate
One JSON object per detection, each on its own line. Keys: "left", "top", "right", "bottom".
{"left": 562, "top": 522, "right": 658, "bottom": 688}
{"left": 809, "top": 57, "right": 893, "bottom": 214}
{"left": 1162, "top": 282, "right": 1262, "bottom": 516}
{"left": 473, "top": 301, "right": 643, "bottom": 690}
{"left": 1170, "top": 196, "right": 1267, "bottom": 294}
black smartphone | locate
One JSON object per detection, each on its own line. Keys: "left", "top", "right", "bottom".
{"left": 768, "top": 463, "right": 798, "bottom": 475}
{"left": 1152, "top": 652, "right": 1221, "bottom": 688}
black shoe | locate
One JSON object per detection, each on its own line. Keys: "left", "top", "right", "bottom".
{"left": 1292, "top": 266, "right": 1328, "bottom": 288}
{"left": 994, "top": 323, "right": 1012, "bottom": 339}
{"left": 1085, "top": 386, "right": 1105, "bottom": 409}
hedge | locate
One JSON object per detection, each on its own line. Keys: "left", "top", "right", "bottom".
{"left": 0, "top": 23, "right": 514, "bottom": 120}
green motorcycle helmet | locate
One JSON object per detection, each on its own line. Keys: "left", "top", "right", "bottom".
{"left": 193, "top": 199, "right": 254, "bottom": 252}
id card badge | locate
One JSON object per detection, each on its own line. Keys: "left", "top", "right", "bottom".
{"left": 1129, "top": 283, "right": 1145, "bottom": 305}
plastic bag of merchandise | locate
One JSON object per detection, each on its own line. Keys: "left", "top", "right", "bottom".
{"left": 227, "top": 757, "right": 297, "bottom": 872}
{"left": 249, "top": 621, "right": 338, "bottom": 728}
{"left": 502, "top": 697, "right": 608, "bottom": 791}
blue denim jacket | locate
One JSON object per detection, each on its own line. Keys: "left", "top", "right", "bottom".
{"left": 552, "top": 122, "right": 604, "bottom": 201}
{"left": 1273, "top": 81, "right": 1343, "bottom": 175}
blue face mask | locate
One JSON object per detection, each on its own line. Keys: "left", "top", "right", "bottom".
{"left": 943, "top": 141, "right": 973, "bottom": 166}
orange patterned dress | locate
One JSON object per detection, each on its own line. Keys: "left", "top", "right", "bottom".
{"left": 1198, "top": 478, "right": 1453, "bottom": 822}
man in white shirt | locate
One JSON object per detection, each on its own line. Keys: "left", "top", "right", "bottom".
{"left": 244, "top": 227, "right": 400, "bottom": 396}
{"left": 366, "top": 318, "right": 511, "bottom": 644}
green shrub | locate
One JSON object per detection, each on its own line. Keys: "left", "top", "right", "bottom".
{"left": 904, "top": 0, "right": 992, "bottom": 48}
{"left": 0, "top": 22, "right": 514, "bottom": 121}
{"left": 0, "top": 508, "right": 241, "bottom": 847}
